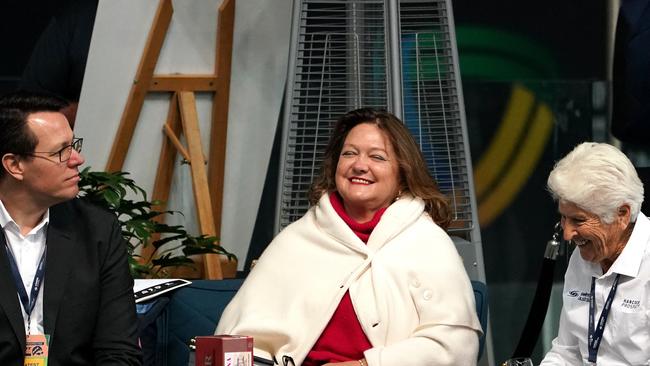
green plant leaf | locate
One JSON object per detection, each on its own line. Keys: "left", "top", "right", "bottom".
{"left": 79, "top": 168, "right": 237, "bottom": 279}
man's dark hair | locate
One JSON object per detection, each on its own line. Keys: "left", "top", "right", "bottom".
{"left": 0, "top": 91, "right": 68, "bottom": 179}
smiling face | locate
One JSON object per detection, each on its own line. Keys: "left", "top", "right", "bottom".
{"left": 19, "top": 112, "right": 85, "bottom": 208}
{"left": 559, "top": 200, "right": 631, "bottom": 272}
{"left": 335, "top": 123, "right": 401, "bottom": 222}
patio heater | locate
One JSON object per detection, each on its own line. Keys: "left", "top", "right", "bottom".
{"left": 275, "top": 1, "right": 492, "bottom": 363}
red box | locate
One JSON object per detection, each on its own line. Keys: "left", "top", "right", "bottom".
{"left": 195, "top": 335, "right": 253, "bottom": 366}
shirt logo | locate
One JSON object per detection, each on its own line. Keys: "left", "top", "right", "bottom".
{"left": 567, "top": 290, "right": 590, "bottom": 302}
{"left": 620, "top": 298, "right": 641, "bottom": 310}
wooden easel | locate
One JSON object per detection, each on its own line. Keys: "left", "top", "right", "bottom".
{"left": 105, "top": 0, "right": 235, "bottom": 279}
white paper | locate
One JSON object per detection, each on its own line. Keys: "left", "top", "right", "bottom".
{"left": 133, "top": 278, "right": 192, "bottom": 303}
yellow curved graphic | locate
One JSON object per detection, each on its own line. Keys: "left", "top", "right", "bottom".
{"left": 475, "top": 85, "right": 554, "bottom": 227}
{"left": 474, "top": 84, "right": 534, "bottom": 200}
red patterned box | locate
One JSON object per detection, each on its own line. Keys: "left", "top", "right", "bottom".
{"left": 195, "top": 335, "right": 253, "bottom": 366}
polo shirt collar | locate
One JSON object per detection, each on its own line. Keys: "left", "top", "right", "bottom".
{"left": 606, "top": 212, "right": 649, "bottom": 278}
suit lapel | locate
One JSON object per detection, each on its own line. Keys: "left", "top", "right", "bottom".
{"left": 0, "top": 232, "right": 27, "bottom": 351}
{"left": 43, "top": 206, "right": 75, "bottom": 337}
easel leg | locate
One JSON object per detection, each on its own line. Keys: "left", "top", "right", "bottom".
{"left": 179, "top": 91, "right": 223, "bottom": 280}
{"left": 208, "top": 0, "right": 236, "bottom": 237}
{"left": 140, "top": 93, "right": 183, "bottom": 269}
{"left": 106, "top": 0, "right": 173, "bottom": 172}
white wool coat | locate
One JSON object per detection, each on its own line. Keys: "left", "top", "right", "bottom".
{"left": 216, "top": 193, "right": 482, "bottom": 365}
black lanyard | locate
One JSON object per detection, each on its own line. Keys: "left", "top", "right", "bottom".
{"left": 2, "top": 232, "right": 46, "bottom": 334}
{"left": 588, "top": 273, "right": 621, "bottom": 363}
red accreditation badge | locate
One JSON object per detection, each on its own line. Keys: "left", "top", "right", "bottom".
{"left": 24, "top": 334, "right": 49, "bottom": 366}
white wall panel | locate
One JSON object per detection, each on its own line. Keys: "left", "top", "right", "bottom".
{"left": 77, "top": 0, "right": 292, "bottom": 268}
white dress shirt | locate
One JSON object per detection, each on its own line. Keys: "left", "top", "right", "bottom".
{"left": 541, "top": 213, "right": 650, "bottom": 366}
{"left": 0, "top": 200, "right": 49, "bottom": 336}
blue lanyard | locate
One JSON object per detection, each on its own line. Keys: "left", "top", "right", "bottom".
{"left": 2, "top": 234, "right": 46, "bottom": 332}
{"left": 588, "top": 273, "right": 621, "bottom": 363}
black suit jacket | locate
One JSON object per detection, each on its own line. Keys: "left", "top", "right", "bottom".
{"left": 0, "top": 199, "right": 142, "bottom": 365}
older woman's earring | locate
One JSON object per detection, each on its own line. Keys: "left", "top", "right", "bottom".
{"left": 394, "top": 190, "right": 402, "bottom": 202}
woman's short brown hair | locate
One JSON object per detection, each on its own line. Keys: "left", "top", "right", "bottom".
{"left": 308, "top": 108, "right": 452, "bottom": 229}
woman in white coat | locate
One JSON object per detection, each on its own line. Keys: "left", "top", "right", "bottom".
{"left": 216, "top": 108, "right": 482, "bottom": 366}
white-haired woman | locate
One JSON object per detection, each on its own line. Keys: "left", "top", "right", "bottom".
{"left": 540, "top": 142, "right": 648, "bottom": 365}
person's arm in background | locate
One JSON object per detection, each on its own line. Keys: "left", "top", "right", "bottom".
{"left": 93, "top": 216, "right": 142, "bottom": 365}
{"left": 611, "top": 0, "right": 650, "bottom": 145}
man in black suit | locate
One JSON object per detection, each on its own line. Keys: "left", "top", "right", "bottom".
{"left": 0, "top": 92, "right": 141, "bottom": 365}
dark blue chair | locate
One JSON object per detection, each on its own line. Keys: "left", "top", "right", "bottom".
{"left": 150, "top": 279, "right": 245, "bottom": 366}
{"left": 471, "top": 280, "right": 489, "bottom": 360}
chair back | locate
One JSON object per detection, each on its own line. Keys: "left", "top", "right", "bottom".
{"left": 158, "top": 279, "right": 244, "bottom": 365}
{"left": 471, "top": 280, "right": 489, "bottom": 360}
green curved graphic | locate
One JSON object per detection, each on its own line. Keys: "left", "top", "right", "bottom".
{"left": 456, "top": 25, "right": 558, "bottom": 227}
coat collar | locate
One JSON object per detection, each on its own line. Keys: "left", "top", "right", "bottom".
{"left": 42, "top": 202, "right": 76, "bottom": 337}
{"left": 606, "top": 212, "right": 650, "bottom": 278}
{"left": 314, "top": 192, "right": 425, "bottom": 253}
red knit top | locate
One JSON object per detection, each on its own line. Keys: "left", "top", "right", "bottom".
{"left": 302, "top": 193, "right": 387, "bottom": 365}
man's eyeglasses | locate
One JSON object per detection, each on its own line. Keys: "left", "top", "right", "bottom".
{"left": 26, "top": 137, "right": 83, "bottom": 162}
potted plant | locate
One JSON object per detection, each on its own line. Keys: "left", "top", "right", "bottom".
{"left": 77, "top": 167, "right": 237, "bottom": 279}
